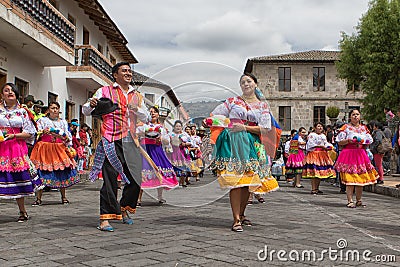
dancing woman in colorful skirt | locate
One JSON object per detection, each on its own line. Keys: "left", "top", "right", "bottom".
{"left": 286, "top": 127, "right": 307, "bottom": 188}
{"left": 137, "top": 106, "right": 178, "bottom": 205}
{"left": 167, "top": 120, "right": 191, "bottom": 187}
{"left": 30, "top": 102, "right": 79, "bottom": 205}
{"left": 302, "top": 122, "right": 335, "bottom": 194}
{"left": 0, "top": 83, "right": 41, "bottom": 222}
{"left": 334, "top": 109, "right": 377, "bottom": 208}
{"left": 208, "top": 73, "right": 278, "bottom": 232}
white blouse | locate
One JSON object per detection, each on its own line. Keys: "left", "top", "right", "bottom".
{"left": 0, "top": 106, "right": 36, "bottom": 135}
{"left": 169, "top": 131, "right": 190, "bottom": 147}
{"left": 136, "top": 122, "right": 169, "bottom": 142}
{"left": 211, "top": 96, "right": 271, "bottom": 129}
{"left": 306, "top": 132, "right": 333, "bottom": 151}
{"left": 37, "top": 116, "right": 72, "bottom": 145}
{"left": 335, "top": 124, "right": 373, "bottom": 145}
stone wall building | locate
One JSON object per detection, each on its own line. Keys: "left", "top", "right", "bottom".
{"left": 244, "top": 50, "right": 363, "bottom": 134}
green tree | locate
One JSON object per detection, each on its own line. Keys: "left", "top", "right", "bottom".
{"left": 336, "top": 0, "right": 400, "bottom": 121}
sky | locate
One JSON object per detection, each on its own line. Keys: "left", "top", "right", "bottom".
{"left": 98, "top": 0, "right": 370, "bottom": 103}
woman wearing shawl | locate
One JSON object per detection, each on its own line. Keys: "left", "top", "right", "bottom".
{"left": 207, "top": 73, "right": 278, "bottom": 232}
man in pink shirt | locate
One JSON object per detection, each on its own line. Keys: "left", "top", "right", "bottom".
{"left": 83, "top": 62, "right": 149, "bottom": 232}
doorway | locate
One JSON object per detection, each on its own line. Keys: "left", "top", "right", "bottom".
{"left": 65, "top": 100, "right": 75, "bottom": 123}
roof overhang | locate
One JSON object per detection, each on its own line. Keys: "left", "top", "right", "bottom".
{"left": 74, "top": 0, "right": 138, "bottom": 63}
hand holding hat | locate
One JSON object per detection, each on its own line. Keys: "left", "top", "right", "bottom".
{"left": 89, "top": 98, "right": 98, "bottom": 108}
{"left": 90, "top": 97, "right": 119, "bottom": 117}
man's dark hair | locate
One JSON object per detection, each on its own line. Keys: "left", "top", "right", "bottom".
{"left": 111, "top": 62, "right": 131, "bottom": 79}
{"left": 23, "top": 94, "right": 34, "bottom": 103}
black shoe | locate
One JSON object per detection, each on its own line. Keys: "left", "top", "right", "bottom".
{"left": 17, "top": 211, "right": 29, "bottom": 222}
{"left": 376, "top": 180, "right": 384, "bottom": 184}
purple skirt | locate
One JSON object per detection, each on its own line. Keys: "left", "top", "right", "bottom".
{"left": 141, "top": 144, "right": 178, "bottom": 189}
{"left": 167, "top": 145, "right": 190, "bottom": 176}
{"left": 0, "top": 170, "right": 38, "bottom": 199}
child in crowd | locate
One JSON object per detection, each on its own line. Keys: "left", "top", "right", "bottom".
{"left": 76, "top": 139, "right": 86, "bottom": 174}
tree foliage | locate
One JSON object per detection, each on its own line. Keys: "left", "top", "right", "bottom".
{"left": 336, "top": 0, "right": 400, "bottom": 121}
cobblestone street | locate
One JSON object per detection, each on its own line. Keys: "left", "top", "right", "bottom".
{"left": 0, "top": 173, "right": 399, "bottom": 266}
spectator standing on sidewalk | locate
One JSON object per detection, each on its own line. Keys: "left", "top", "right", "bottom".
{"left": 32, "top": 100, "right": 45, "bottom": 122}
{"left": 82, "top": 62, "right": 149, "bottom": 232}
{"left": 381, "top": 122, "right": 393, "bottom": 176}
{"left": 76, "top": 139, "right": 86, "bottom": 174}
{"left": 23, "top": 95, "right": 35, "bottom": 110}
{"left": 334, "top": 109, "right": 377, "bottom": 208}
{"left": 384, "top": 107, "right": 395, "bottom": 134}
{"left": 369, "top": 121, "right": 385, "bottom": 184}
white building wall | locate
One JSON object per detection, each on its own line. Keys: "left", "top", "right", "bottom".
{"left": 138, "top": 85, "right": 183, "bottom": 131}
{"left": 4, "top": 46, "right": 45, "bottom": 97}
{"left": 57, "top": 0, "right": 124, "bottom": 62}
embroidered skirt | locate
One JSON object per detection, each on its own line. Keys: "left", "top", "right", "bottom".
{"left": 0, "top": 133, "right": 42, "bottom": 198}
{"left": 302, "top": 149, "right": 335, "bottom": 179}
{"left": 31, "top": 141, "right": 79, "bottom": 188}
{"left": 211, "top": 129, "right": 278, "bottom": 193}
{"left": 286, "top": 149, "right": 305, "bottom": 175}
{"left": 334, "top": 145, "right": 377, "bottom": 186}
{"left": 141, "top": 144, "right": 178, "bottom": 189}
{"left": 167, "top": 145, "right": 190, "bottom": 176}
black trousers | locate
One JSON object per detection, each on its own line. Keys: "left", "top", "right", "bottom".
{"left": 99, "top": 139, "right": 142, "bottom": 220}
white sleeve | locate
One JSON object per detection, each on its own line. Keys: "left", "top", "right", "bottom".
{"left": 284, "top": 141, "right": 290, "bottom": 153}
{"left": 211, "top": 101, "right": 230, "bottom": 117}
{"left": 306, "top": 133, "right": 317, "bottom": 151}
{"left": 335, "top": 131, "right": 347, "bottom": 142}
{"left": 135, "top": 96, "right": 150, "bottom": 123}
{"left": 63, "top": 120, "right": 73, "bottom": 146}
{"left": 82, "top": 88, "right": 102, "bottom": 116}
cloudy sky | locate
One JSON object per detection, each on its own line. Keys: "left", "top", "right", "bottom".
{"left": 98, "top": 0, "right": 369, "bottom": 102}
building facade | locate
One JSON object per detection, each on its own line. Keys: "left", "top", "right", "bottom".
{"left": 134, "top": 71, "right": 189, "bottom": 131}
{"left": 0, "top": 0, "right": 186, "bottom": 136}
{"left": 245, "top": 50, "right": 363, "bottom": 134}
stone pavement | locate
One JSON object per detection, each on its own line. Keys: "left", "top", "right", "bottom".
{"left": 0, "top": 172, "right": 400, "bottom": 266}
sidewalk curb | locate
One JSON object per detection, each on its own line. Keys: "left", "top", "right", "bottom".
{"left": 364, "top": 184, "right": 400, "bottom": 198}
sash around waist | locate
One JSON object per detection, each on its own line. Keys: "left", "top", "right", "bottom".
{"left": 230, "top": 118, "right": 257, "bottom": 126}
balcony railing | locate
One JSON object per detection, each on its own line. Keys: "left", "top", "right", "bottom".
{"left": 11, "top": 0, "right": 75, "bottom": 47}
{"left": 74, "top": 45, "right": 113, "bottom": 82}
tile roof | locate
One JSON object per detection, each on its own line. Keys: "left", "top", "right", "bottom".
{"left": 75, "top": 0, "right": 138, "bottom": 63}
{"left": 250, "top": 50, "right": 340, "bottom": 62}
